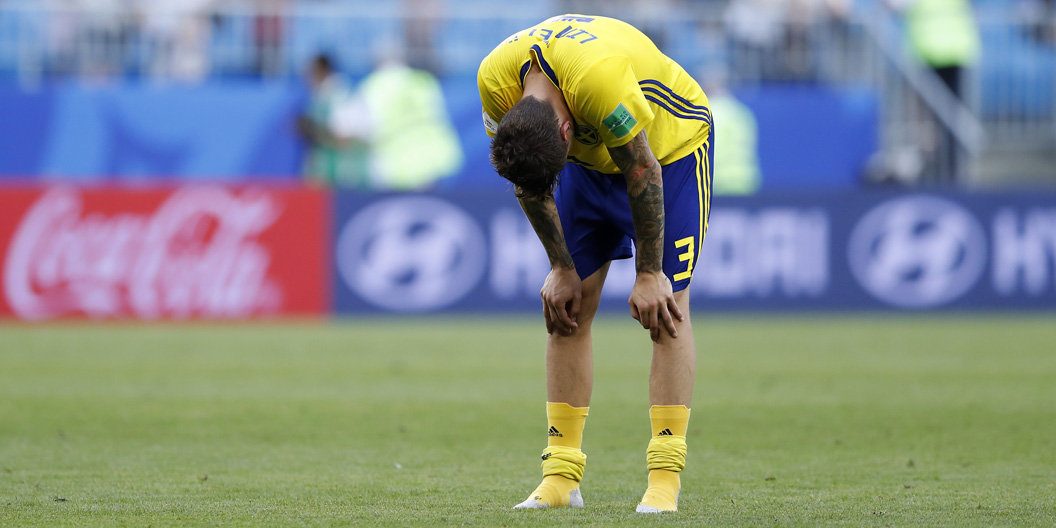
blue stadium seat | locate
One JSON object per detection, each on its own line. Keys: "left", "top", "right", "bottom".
{"left": 979, "top": 24, "right": 1055, "bottom": 118}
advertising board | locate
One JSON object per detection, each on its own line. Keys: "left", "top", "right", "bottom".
{"left": 332, "top": 190, "right": 1056, "bottom": 313}
{"left": 0, "top": 186, "right": 329, "bottom": 320}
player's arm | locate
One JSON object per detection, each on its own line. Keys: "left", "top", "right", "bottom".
{"left": 570, "top": 55, "right": 678, "bottom": 339}
{"left": 298, "top": 101, "right": 369, "bottom": 149}
{"left": 517, "top": 193, "right": 581, "bottom": 336}
{"left": 518, "top": 194, "right": 574, "bottom": 270}
{"left": 608, "top": 130, "right": 664, "bottom": 275}
{"left": 607, "top": 131, "right": 683, "bottom": 341}
{"left": 296, "top": 115, "right": 337, "bottom": 146}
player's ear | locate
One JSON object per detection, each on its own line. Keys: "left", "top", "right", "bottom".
{"left": 558, "top": 120, "right": 573, "bottom": 144}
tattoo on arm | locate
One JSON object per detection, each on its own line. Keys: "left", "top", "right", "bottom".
{"left": 518, "top": 194, "right": 575, "bottom": 269}
{"left": 608, "top": 131, "right": 664, "bottom": 273}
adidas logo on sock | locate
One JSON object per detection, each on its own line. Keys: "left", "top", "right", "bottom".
{"left": 548, "top": 426, "right": 563, "bottom": 437}
{"left": 657, "top": 428, "right": 673, "bottom": 436}
{"left": 541, "top": 452, "right": 552, "bottom": 461}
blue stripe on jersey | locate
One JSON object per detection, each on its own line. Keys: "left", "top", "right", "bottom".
{"left": 530, "top": 44, "right": 560, "bottom": 88}
{"left": 567, "top": 155, "right": 594, "bottom": 167}
{"left": 644, "top": 95, "right": 712, "bottom": 123}
{"left": 639, "top": 80, "right": 710, "bottom": 113}
{"left": 518, "top": 60, "right": 531, "bottom": 86}
{"left": 640, "top": 86, "right": 710, "bottom": 120}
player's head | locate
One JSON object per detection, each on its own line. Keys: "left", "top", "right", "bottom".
{"left": 490, "top": 96, "right": 569, "bottom": 200}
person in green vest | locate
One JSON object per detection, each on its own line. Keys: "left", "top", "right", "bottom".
{"left": 889, "top": 0, "right": 980, "bottom": 183}
{"left": 702, "top": 68, "right": 762, "bottom": 195}
{"left": 297, "top": 54, "right": 371, "bottom": 188}
{"left": 355, "top": 42, "right": 464, "bottom": 190}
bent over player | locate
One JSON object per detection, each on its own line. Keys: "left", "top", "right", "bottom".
{"left": 477, "top": 15, "right": 713, "bottom": 513}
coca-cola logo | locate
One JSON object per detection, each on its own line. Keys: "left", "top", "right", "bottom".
{"left": 3, "top": 187, "right": 284, "bottom": 320}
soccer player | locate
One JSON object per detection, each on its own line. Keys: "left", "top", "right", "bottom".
{"left": 477, "top": 15, "right": 713, "bottom": 513}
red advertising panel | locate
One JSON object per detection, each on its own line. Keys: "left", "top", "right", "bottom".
{"left": 0, "top": 186, "right": 328, "bottom": 320}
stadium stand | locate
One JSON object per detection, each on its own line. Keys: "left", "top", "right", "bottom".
{"left": 0, "top": 0, "right": 1053, "bottom": 187}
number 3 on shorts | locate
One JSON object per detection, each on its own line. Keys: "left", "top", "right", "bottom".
{"left": 673, "top": 236, "right": 695, "bottom": 282}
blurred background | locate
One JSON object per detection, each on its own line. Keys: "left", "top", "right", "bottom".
{"left": 0, "top": 0, "right": 1054, "bottom": 319}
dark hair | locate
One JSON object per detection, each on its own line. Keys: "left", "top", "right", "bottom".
{"left": 312, "top": 54, "right": 334, "bottom": 74}
{"left": 489, "top": 96, "right": 567, "bottom": 200}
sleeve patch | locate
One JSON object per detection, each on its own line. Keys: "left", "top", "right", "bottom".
{"left": 483, "top": 108, "right": 499, "bottom": 134}
{"left": 602, "top": 103, "right": 637, "bottom": 138}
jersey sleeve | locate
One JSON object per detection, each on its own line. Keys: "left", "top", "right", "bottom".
{"left": 569, "top": 56, "right": 653, "bottom": 148}
{"left": 477, "top": 73, "right": 498, "bottom": 138}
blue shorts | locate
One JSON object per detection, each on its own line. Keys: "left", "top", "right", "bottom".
{"left": 553, "top": 135, "right": 713, "bottom": 292}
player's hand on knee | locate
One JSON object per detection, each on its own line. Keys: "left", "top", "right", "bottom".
{"left": 541, "top": 267, "right": 582, "bottom": 336}
{"left": 629, "top": 271, "right": 682, "bottom": 342}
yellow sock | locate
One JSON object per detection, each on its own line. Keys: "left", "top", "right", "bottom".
{"left": 640, "top": 405, "right": 691, "bottom": 512}
{"left": 546, "top": 402, "right": 588, "bottom": 449}
{"left": 519, "top": 403, "right": 588, "bottom": 508}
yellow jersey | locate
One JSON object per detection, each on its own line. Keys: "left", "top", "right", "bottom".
{"left": 477, "top": 14, "right": 711, "bottom": 174}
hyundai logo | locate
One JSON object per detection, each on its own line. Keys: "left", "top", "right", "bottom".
{"left": 336, "top": 196, "right": 487, "bottom": 311}
{"left": 848, "top": 196, "right": 986, "bottom": 308}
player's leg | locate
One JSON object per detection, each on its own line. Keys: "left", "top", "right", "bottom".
{"left": 648, "top": 288, "right": 695, "bottom": 405}
{"left": 646, "top": 285, "right": 696, "bottom": 403}
{"left": 636, "top": 136, "right": 711, "bottom": 513}
{"left": 514, "top": 263, "right": 609, "bottom": 509}
{"left": 546, "top": 261, "right": 609, "bottom": 408}
{"left": 638, "top": 287, "right": 694, "bottom": 513}
{"left": 514, "top": 161, "right": 633, "bottom": 510}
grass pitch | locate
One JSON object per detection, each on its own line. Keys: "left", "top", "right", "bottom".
{"left": 1, "top": 316, "right": 1054, "bottom": 527}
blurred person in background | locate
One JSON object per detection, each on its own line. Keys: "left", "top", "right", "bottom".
{"left": 403, "top": 0, "right": 443, "bottom": 74}
{"left": 701, "top": 66, "right": 761, "bottom": 195}
{"left": 44, "top": 0, "right": 79, "bottom": 77}
{"left": 297, "top": 54, "right": 371, "bottom": 187}
{"left": 781, "top": 0, "right": 821, "bottom": 81}
{"left": 724, "top": 0, "right": 852, "bottom": 83}
{"left": 1017, "top": 0, "right": 1056, "bottom": 44}
{"left": 812, "top": 0, "right": 856, "bottom": 81}
{"left": 723, "top": 0, "right": 788, "bottom": 82}
{"left": 137, "top": 0, "right": 215, "bottom": 82}
{"left": 42, "top": 0, "right": 214, "bottom": 81}
{"left": 254, "top": 0, "right": 287, "bottom": 76}
{"left": 888, "top": 0, "right": 980, "bottom": 183}
{"left": 481, "top": 14, "right": 712, "bottom": 514}
{"left": 353, "top": 39, "right": 463, "bottom": 190}
{"left": 555, "top": 0, "right": 678, "bottom": 50}
{"left": 787, "top": 0, "right": 856, "bottom": 82}
{"left": 66, "top": 0, "right": 137, "bottom": 80}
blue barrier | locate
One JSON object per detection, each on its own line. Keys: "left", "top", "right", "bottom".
{"left": 0, "top": 80, "right": 879, "bottom": 190}
{"left": 0, "top": 86, "right": 54, "bottom": 175}
{"left": 0, "top": 82, "right": 306, "bottom": 180}
{"left": 332, "top": 189, "right": 1056, "bottom": 313}
{"left": 736, "top": 85, "right": 879, "bottom": 190}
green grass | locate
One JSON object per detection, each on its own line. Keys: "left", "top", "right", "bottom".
{"left": 1, "top": 316, "right": 1054, "bottom": 527}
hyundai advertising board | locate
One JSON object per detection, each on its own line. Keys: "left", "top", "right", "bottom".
{"left": 333, "top": 190, "right": 1056, "bottom": 313}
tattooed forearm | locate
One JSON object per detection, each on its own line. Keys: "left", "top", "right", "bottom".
{"left": 608, "top": 131, "right": 664, "bottom": 273}
{"left": 518, "top": 194, "right": 576, "bottom": 269}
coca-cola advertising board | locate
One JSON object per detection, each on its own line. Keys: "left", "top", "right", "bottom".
{"left": 0, "top": 186, "right": 329, "bottom": 320}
